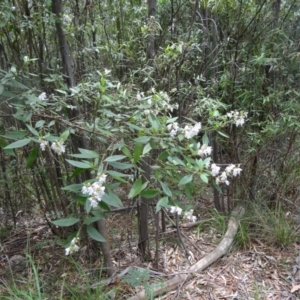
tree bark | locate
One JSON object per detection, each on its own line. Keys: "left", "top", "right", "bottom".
{"left": 51, "top": 0, "right": 115, "bottom": 277}
{"left": 137, "top": 0, "right": 157, "bottom": 261}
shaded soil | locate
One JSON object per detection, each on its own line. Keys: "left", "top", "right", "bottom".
{"left": 1, "top": 205, "right": 300, "bottom": 299}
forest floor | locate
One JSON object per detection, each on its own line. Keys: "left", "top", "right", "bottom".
{"left": 1, "top": 201, "right": 300, "bottom": 300}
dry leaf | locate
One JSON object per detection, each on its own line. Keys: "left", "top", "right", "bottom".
{"left": 291, "top": 283, "right": 300, "bottom": 293}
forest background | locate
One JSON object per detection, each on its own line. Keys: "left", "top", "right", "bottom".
{"left": 1, "top": 0, "right": 300, "bottom": 299}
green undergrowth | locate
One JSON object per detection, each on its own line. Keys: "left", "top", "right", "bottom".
{"left": 235, "top": 201, "right": 297, "bottom": 248}
{"left": 0, "top": 254, "right": 115, "bottom": 300}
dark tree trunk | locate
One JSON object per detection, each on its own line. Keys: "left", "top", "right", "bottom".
{"left": 137, "top": 0, "right": 157, "bottom": 262}
{"left": 51, "top": 0, "right": 115, "bottom": 277}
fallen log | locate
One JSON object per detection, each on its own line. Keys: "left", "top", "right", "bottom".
{"left": 128, "top": 205, "right": 245, "bottom": 300}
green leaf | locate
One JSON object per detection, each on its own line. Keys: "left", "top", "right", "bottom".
{"left": 158, "top": 151, "right": 169, "bottom": 161}
{"left": 106, "top": 170, "right": 128, "bottom": 178}
{"left": 160, "top": 181, "right": 172, "bottom": 197}
{"left": 104, "top": 155, "right": 126, "bottom": 162}
{"left": 133, "top": 143, "right": 143, "bottom": 163}
{"left": 4, "top": 138, "right": 31, "bottom": 149}
{"left": 66, "top": 159, "right": 91, "bottom": 169}
{"left": 26, "top": 124, "right": 39, "bottom": 136}
{"left": 102, "top": 191, "right": 123, "bottom": 207}
{"left": 125, "top": 122, "right": 143, "bottom": 131}
{"left": 35, "top": 120, "right": 46, "bottom": 128}
{"left": 71, "top": 168, "right": 86, "bottom": 178}
{"left": 79, "top": 148, "right": 99, "bottom": 157}
{"left": 200, "top": 173, "right": 209, "bottom": 183}
{"left": 148, "top": 113, "right": 160, "bottom": 129}
{"left": 69, "top": 148, "right": 99, "bottom": 159}
{"left": 217, "top": 131, "right": 229, "bottom": 138}
{"left": 48, "top": 120, "right": 56, "bottom": 127}
{"left": 178, "top": 174, "right": 193, "bottom": 186}
{"left": 142, "top": 143, "right": 152, "bottom": 155}
{"left": 108, "top": 161, "right": 134, "bottom": 170}
{"left": 92, "top": 210, "right": 106, "bottom": 218}
{"left": 141, "top": 189, "right": 159, "bottom": 199}
{"left": 60, "top": 129, "right": 70, "bottom": 141}
{"left": 166, "top": 117, "right": 178, "bottom": 123}
{"left": 202, "top": 133, "right": 209, "bottom": 145}
{"left": 2, "top": 130, "right": 27, "bottom": 140}
{"left": 84, "top": 215, "right": 104, "bottom": 225}
{"left": 121, "top": 146, "right": 132, "bottom": 159}
{"left": 167, "top": 156, "right": 185, "bottom": 166}
{"left": 134, "top": 136, "right": 151, "bottom": 143}
{"left": 26, "top": 147, "right": 39, "bottom": 169}
{"left": 61, "top": 184, "right": 83, "bottom": 192}
{"left": 87, "top": 225, "right": 106, "bottom": 242}
{"left": 52, "top": 218, "right": 80, "bottom": 227}
{"left": 128, "top": 178, "right": 148, "bottom": 198}
{"left": 0, "top": 138, "right": 15, "bottom": 156}
{"left": 156, "top": 197, "right": 169, "bottom": 213}
{"left": 185, "top": 183, "right": 192, "bottom": 201}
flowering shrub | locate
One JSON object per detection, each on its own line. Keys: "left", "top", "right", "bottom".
{"left": 81, "top": 174, "right": 107, "bottom": 208}
{"left": 1, "top": 69, "right": 246, "bottom": 255}
{"left": 65, "top": 237, "right": 80, "bottom": 255}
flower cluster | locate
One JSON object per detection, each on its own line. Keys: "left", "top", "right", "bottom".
{"left": 226, "top": 110, "right": 248, "bottom": 127}
{"left": 51, "top": 140, "right": 66, "bottom": 155}
{"left": 210, "top": 163, "right": 242, "bottom": 185}
{"left": 81, "top": 173, "right": 107, "bottom": 208}
{"left": 38, "top": 92, "right": 47, "bottom": 101}
{"left": 197, "top": 143, "right": 212, "bottom": 157}
{"left": 136, "top": 90, "right": 179, "bottom": 117}
{"left": 169, "top": 206, "right": 182, "bottom": 215}
{"left": 65, "top": 237, "right": 80, "bottom": 255}
{"left": 169, "top": 207, "right": 197, "bottom": 223}
{"left": 39, "top": 139, "right": 48, "bottom": 151}
{"left": 183, "top": 122, "right": 201, "bottom": 139}
{"left": 183, "top": 210, "right": 197, "bottom": 223}
{"left": 167, "top": 122, "right": 179, "bottom": 138}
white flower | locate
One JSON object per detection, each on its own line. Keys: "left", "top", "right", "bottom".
{"left": 211, "top": 163, "right": 220, "bottom": 177}
{"left": 232, "top": 167, "right": 242, "bottom": 176}
{"left": 39, "top": 139, "right": 48, "bottom": 151}
{"left": 147, "top": 98, "right": 152, "bottom": 105}
{"left": 170, "top": 206, "right": 182, "bottom": 215}
{"left": 89, "top": 197, "right": 99, "bottom": 208}
{"left": 169, "top": 129, "right": 177, "bottom": 138}
{"left": 227, "top": 111, "right": 233, "bottom": 118}
{"left": 65, "top": 237, "right": 80, "bottom": 255}
{"left": 167, "top": 122, "right": 179, "bottom": 138}
{"left": 184, "top": 210, "right": 197, "bottom": 222}
{"left": 82, "top": 173, "right": 107, "bottom": 208}
{"left": 184, "top": 123, "right": 201, "bottom": 139}
{"left": 220, "top": 171, "right": 227, "bottom": 181}
{"left": 144, "top": 109, "right": 150, "bottom": 115}
{"left": 226, "top": 110, "right": 247, "bottom": 127}
{"left": 104, "top": 68, "right": 111, "bottom": 75}
{"left": 137, "top": 92, "right": 141, "bottom": 100}
{"left": 81, "top": 184, "right": 90, "bottom": 195}
{"left": 225, "top": 164, "right": 235, "bottom": 174}
{"left": 197, "top": 144, "right": 212, "bottom": 157}
{"left": 38, "top": 92, "right": 47, "bottom": 101}
{"left": 236, "top": 118, "right": 245, "bottom": 126}
{"left": 151, "top": 87, "right": 156, "bottom": 94}
{"left": 98, "top": 173, "right": 107, "bottom": 185}
{"left": 51, "top": 140, "right": 66, "bottom": 155}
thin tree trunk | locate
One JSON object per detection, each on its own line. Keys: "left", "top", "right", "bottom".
{"left": 51, "top": 0, "right": 114, "bottom": 277}
{"left": 137, "top": 0, "right": 157, "bottom": 261}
